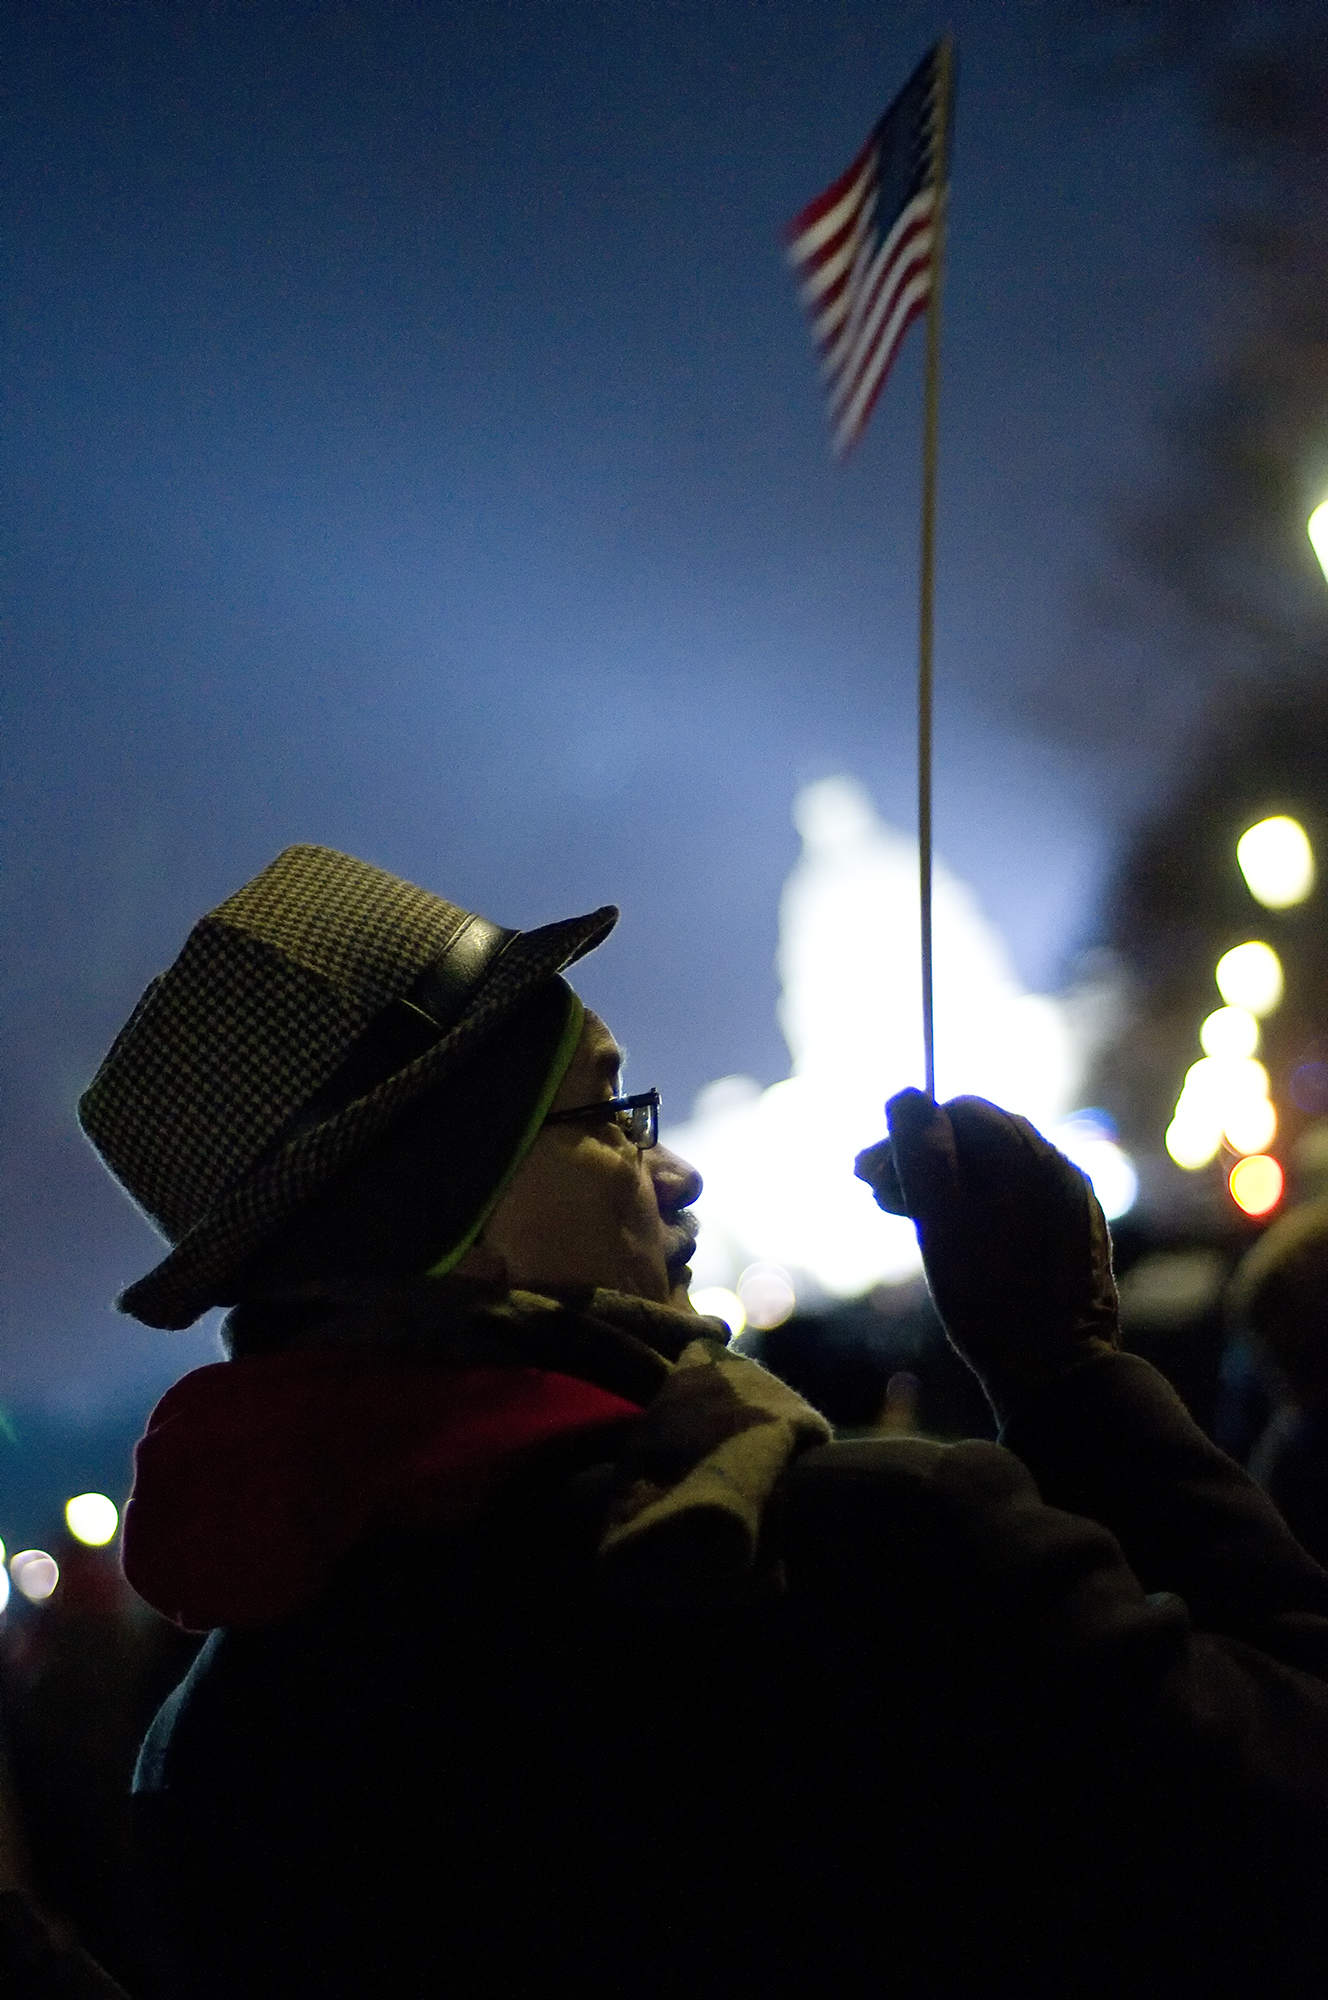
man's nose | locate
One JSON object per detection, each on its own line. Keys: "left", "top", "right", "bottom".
{"left": 649, "top": 1144, "right": 702, "bottom": 1214}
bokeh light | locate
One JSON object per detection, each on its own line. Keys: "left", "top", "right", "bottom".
{"left": 1236, "top": 816, "right": 1315, "bottom": 909}
{"left": 1222, "top": 1096, "right": 1277, "bottom": 1157}
{"left": 0, "top": 1566, "right": 8, "bottom": 1616}
{"left": 1309, "top": 500, "right": 1328, "bottom": 582}
{"left": 64, "top": 1493, "right": 120, "bottom": 1547}
{"left": 1200, "top": 1006, "right": 1259, "bottom": 1060}
{"left": 689, "top": 1286, "right": 746, "bottom": 1335}
{"left": 1167, "top": 1052, "right": 1275, "bottom": 1170}
{"left": 1215, "top": 941, "right": 1283, "bottom": 1016}
{"left": 736, "top": 1263, "right": 797, "bottom": 1330}
{"left": 1166, "top": 1109, "right": 1222, "bottom": 1170}
{"left": 1182, "top": 1055, "right": 1270, "bottom": 1112}
{"left": 1229, "top": 1154, "right": 1284, "bottom": 1217}
{"left": 11, "top": 1551, "right": 59, "bottom": 1602}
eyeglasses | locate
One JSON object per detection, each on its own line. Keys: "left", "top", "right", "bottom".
{"left": 544, "top": 1087, "right": 661, "bottom": 1152}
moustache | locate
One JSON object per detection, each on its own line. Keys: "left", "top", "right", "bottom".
{"left": 665, "top": 1216, "right": 699, "bottom": 1273}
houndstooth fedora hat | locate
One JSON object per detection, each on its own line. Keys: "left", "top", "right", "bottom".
{"left": 79, "top": 845, "right": 617, "bottom": 1329}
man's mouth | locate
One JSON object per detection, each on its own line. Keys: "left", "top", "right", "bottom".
{"left": 665, "top": 1217, "right": 699, "bottom": 1280}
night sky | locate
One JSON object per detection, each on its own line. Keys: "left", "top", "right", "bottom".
{"left": 4, "top": 2, "right": 1218, "bottom": 1478}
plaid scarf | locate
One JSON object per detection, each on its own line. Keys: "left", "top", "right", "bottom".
{"left": 126, "top": 1281, "right": 831, "bottom": 1627}
{"left": 533, "top": 1289, "right": 835, "bottom": 1608}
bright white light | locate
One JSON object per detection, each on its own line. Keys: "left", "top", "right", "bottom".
{"left": 737, "top": 1263, "right": 797, "bottom": 1330}
{"left": 1049, "top": 1114, "right": 1138, "bottom": 1219}
{"left": 1215, "top": 942, "right": 1283, "bottom": 1016}
{"left": 1180, "top": 1055, "right": 1270, "bottom": 1110}
{"left": 690, "top": 1286, "right": 746, "bottom": 1335}
{"left": 1200, "top": 1006, "right": 1260, "bottom": 1060}
{"left": 672, "top": 1073, "right": 923, "bottom": 1295}
{"left": 1237, "top": 817, "right": 1315, "bottom": 909}
{"left": 665, "top": 778, "right": 1084, "bottom": 1297}
{"left": 64, "top": 1494, "right": 119, "bottom": 1548}
{"left": 1309, "top": 500, "right": 1328, "bottom": 582}
{"left": 11, "top": 1551, "right": 59, "bottom": 1603}
{"left": 0, "top": 1567, "right": 8, "bottom": 1615}
{"left": 1223, "top": 1096, "right": 1277, "bottom": 1156}
{"left": 1167, "top": 1031, "right": 1276, "bottom": 1169}
{"left": 1166, "top": 1113, "right": 1223, "bottom": 1170}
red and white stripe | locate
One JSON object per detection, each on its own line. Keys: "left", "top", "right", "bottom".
{"left": 786, "top": 141, "right": 938, "bottom": 456}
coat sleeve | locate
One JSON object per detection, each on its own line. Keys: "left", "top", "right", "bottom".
{"left": 779, "top": 1421, "right": 1328, "bottom": 1990}
{"left": 998, "top": 1348, "right": 1328, "bottom": 1675}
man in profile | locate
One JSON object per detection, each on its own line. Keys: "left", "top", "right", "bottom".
{"left": 80, "top": 845, "right": 1328, "bottom": 1997}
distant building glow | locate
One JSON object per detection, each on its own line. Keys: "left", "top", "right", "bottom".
{"left": 1048, "top": 1112, "right": 1138, "bottom": 1221}
{"left": 1237, "top": 816, "right": 1314, "bottom": 910}
{"left": 669, "top": 779, "right": 1128, "bottom": 1298}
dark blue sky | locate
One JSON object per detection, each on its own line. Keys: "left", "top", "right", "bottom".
{"left": 3, "top": 0, "right": 1217, "bottom": 1433}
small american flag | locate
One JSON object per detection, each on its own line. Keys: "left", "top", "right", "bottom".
{"left": 785, "top": 44, "right": 955, "bottom": 457}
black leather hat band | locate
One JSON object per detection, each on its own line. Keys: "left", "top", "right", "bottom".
{"left": 266, "top": 916, "right": 518, "bottom": 1154}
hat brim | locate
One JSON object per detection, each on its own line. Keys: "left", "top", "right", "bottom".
{"left": 119, "top": 905, "right": 617, "bottom": 1329}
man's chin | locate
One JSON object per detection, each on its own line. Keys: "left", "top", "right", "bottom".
{"left": 667, "top": 1270, "right": 695, "bottom": 1310}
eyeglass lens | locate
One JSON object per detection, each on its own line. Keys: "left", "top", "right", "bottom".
{"left": 622, "top": 1101, "right": 657, "bottom": 1148}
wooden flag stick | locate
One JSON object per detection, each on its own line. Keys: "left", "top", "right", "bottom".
{"left": 917, "top": 35, "right": 952, "bottom": 1102}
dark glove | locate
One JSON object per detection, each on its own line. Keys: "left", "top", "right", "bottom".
{"left": 855, "top": 1089, "right": 1119, "bottom": 1423}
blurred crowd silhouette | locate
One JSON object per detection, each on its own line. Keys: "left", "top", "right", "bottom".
{"left": 0, "top": 1533, "right": 200, "bottom": 1994}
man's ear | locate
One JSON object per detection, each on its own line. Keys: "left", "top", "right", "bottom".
{"left": 452, "top": 1237, "right": 509, "bottom": 1287}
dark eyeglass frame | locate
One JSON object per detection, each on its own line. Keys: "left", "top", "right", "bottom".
{"left": 544, "top": 1087, "right": 661, "bottom": 1152}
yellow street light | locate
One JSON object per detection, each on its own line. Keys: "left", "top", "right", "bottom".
{"left": 65, "top": 1494, "right": 120, "bottom": 1548}
{"left": 1223, "top": 1096, "right": 1277, "bottom": 1157}
{"left": 1166, "top": 1112, "right": 1222, "bottom": 1171}
{"left": 1237, "top": 816, "right": 1314, "bottom": 909}
{"left": 1215, "top": 941, "right": 1283, "bottom": 1016}
{"left": 1310, "top": 500, "right": 1328, "bottom": 583}
{"left": 1229, "top": 1154, "right": 1283, "bottom": 1217}
{"left": 1199, "top": 1006, "right": 1260, "bottom": 1059}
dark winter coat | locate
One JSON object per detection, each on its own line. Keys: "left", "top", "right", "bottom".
{"left": 130, "top": 1288, "right": 1328, "bottom": 1999}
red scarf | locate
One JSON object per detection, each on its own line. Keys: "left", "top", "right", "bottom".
{"left": 123, "top": 1347, "right": 640, "bottom": 1631}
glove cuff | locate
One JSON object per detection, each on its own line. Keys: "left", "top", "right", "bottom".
{"left": 969, "top": 1330, "right": 1121, "bottom": 1429}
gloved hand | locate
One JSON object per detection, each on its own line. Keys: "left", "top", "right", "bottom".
{"left": 855, "top": 1089, "right": 1119, "bottom": 1423}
